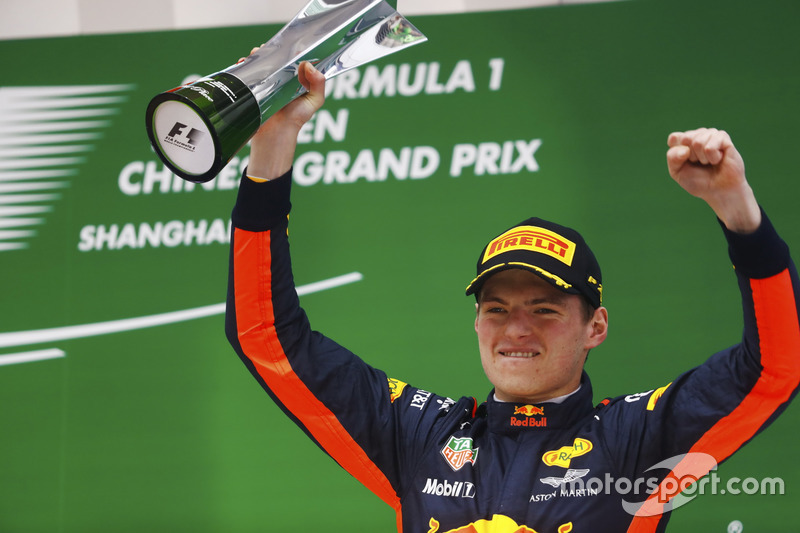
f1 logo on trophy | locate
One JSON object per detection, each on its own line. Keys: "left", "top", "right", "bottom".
{"left": 145, "top": 0, "right": 426, "bottom": 183}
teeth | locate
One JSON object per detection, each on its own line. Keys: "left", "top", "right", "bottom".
{"left": 503, "top": 352, "right": 536, "bottom": 358}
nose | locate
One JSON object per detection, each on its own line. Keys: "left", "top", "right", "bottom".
{"left": 504, "top": 307, "right": 534, "bottom": 338}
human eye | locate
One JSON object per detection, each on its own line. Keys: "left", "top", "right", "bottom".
{"left": 480, "top": 302, "right": 506, "bottom": 314}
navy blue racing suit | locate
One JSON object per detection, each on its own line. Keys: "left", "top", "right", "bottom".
{"left": 225, "top": 170, "right": 800, "bottom": 533}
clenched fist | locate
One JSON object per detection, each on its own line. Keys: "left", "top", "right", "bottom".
{"left": 667, "top": 128, "right": 761, "bottom": 233}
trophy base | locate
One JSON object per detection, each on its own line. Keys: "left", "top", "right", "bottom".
{"left": 145, "top": 72, "right": 261, "bottom": 183}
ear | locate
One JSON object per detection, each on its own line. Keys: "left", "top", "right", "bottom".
{"left": 585, "top": 306, "right": 608, "bottom": 350}
{"left": 474, "top": 302, "right": 480, "bottom": 333}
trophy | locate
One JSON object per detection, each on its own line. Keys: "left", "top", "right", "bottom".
{"left": 145, "top": 0, "right": 426, "bottom": 183}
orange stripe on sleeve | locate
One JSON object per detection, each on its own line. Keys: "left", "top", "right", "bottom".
{"left": 628, "top": 269, "right": 800, "bottom": 532}
{"left": 232, "top": 228, "right": 402, "bottom": 524}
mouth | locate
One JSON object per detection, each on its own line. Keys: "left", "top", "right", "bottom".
{"left": 500, "top": 351, "right": 538, "bottom": 358}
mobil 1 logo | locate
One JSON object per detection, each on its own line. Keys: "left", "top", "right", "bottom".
{"left": 422, "top": 478, "right": 476, "bottom": 499}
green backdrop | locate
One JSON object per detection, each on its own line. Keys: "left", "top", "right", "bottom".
{"left": 2, "top": 0, "right": 799, "bottom": 530}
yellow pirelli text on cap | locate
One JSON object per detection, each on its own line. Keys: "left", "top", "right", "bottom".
{"left": 483, "top": 226, "right": 576, "bottom": 266}
{"left": 588, "top": 275, "right": 603, "bottom": 304}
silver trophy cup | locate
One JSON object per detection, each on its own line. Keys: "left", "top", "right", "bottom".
{"left": 145, "top": 0, "right": 426, "bottom": 183}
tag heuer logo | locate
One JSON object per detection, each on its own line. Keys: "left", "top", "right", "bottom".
{"left": 441, "top": 436, "right": 479, "bottom": 471}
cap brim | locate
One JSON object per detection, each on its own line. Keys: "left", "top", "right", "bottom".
{"left": 465, "top": 261, "right": 576, "bottom": 297}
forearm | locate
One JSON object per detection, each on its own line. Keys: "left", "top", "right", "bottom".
{"left": 719, "top": 208, "right": 799, "bottom": 416}
{"left": 225, "top": 170, "right": 296, "bottom": 356}
{"left": 245, "top": 61, "right": 325, "bottom": 181}
{"left": 722, "top": 208, "right": 798, "bottom": 376}
{"left": 229, "top": 169, "right": 293, "bottom": 235}
{"left": 708, "top": 182, "right": 762, "bottom": 235}
{"left": 246, "top": 117, "right": 302, "bottom": 182}
{"left": 722, "top": 207, "right": 790, "bottom": 279}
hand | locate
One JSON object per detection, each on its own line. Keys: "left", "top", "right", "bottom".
{"left": 247, "top": 59, "right": 326, "bottom": 181}
{"left": 261, "top": 59, "right": 326, "bottom": 131}
{"left": 666, "top": 128, "right": 761, "bottom": 233}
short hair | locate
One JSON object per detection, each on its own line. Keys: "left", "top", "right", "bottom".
{"left": 578, "top": 295, "right": 596, "bottom": 323}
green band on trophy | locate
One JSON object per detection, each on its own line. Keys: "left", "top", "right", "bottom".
{"left": 146, "top": 72, "right": 260, "bottom": 183}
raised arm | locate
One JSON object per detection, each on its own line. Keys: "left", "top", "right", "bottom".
{"left": 601, "top": 128, "right": 800, "bottom": 525}
{"left": 224, "top": 57, "right": 467, "bottom": 527}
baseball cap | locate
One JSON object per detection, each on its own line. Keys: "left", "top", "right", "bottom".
{"left": 465, "top": 217, "right": 603, "bottom": 308}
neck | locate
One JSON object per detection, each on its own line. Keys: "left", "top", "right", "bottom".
{"left": 494, "top": 384, "right": 582, "bottom": 405}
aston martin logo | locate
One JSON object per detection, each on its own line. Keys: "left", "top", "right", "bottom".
{"left": 539, "top": 468, "right": 591, "bottom": 488}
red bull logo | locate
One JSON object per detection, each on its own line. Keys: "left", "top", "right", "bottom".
{"left": 511, "top": 405, "right": 547, "bottom": 427}
{"left": 482, "top": 226, "right": 576, "bottom": 266}
{"left": 427, "top": 515, "right": 574, "bottom": 533}
{"left": 441, "top": 436, "right": 479, "bottom": 471}
{"left": 514, "top": 405, "right": 545, "bottom": 416}
{"left": 542, "top": 438, "right": 593, "bottom": 468}
{"left": 510, "top": 417, "right": 547, "bottom": 428}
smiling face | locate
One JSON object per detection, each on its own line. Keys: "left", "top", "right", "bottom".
{"left": 474, "top": 269, "right": 608, "bottom": 404}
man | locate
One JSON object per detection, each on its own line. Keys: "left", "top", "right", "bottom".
{"left": 225, "top": 62, "right": 800, "bottom": 532}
